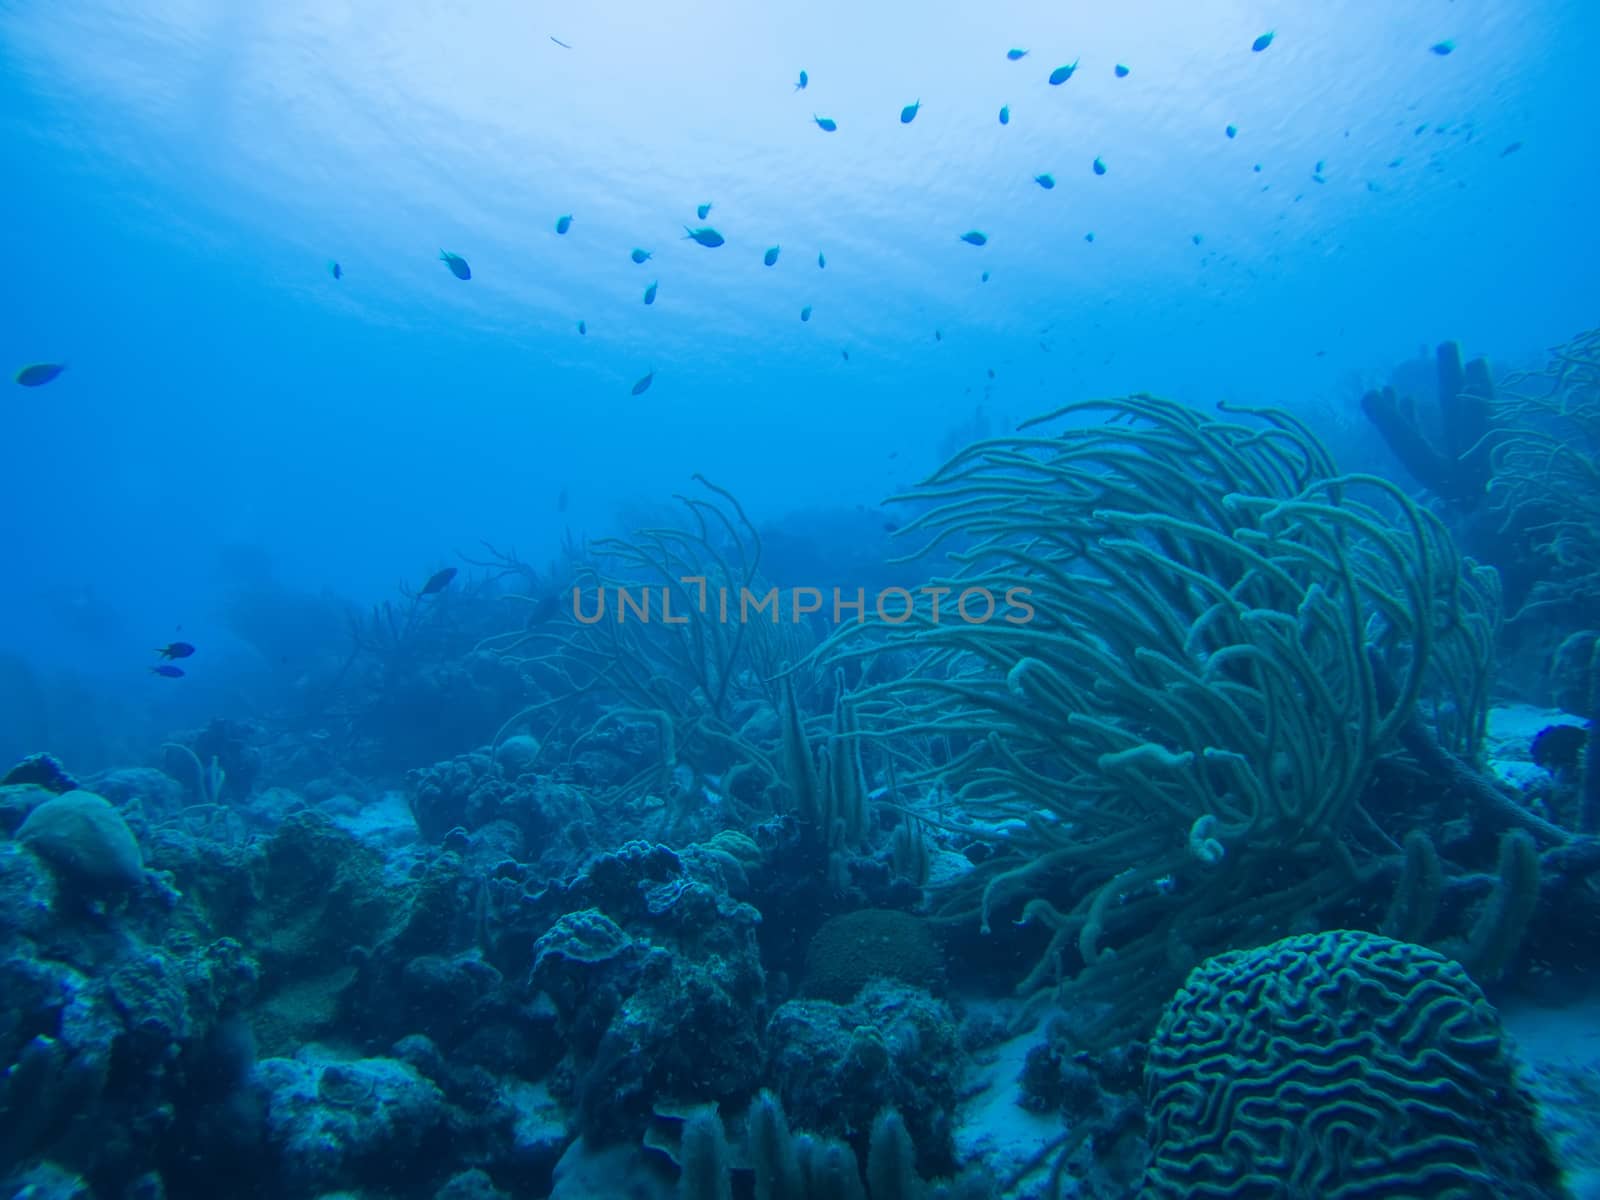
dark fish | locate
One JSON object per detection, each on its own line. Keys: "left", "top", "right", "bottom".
{"left": 684, "top": 225, "right": 725, "bottom": 247}
{"left": 1225, "top": 123, "right": 1238, "bottom": 138}
{"left": 981, "top": 270, "right": 990, "bottom": 282}
{"left": 697, "top": 202, "right": 713, "bottom": 219}
{"left": 1006, "top": 48, "right": 1028, "bottom": 60}
{"left": 1192, "top": 233, "right": 1203, "bottom": 245}
{"left": 800, "top": 305, "right": 813, "bottom": 322}
{"left": 439, "top": 250, "right": 471, "bottom": 280}
{"left": 987, "top": 367, "right": 996, "bottom": 378}
{"left": 935, "top": 330, "right": 942, "bottom": 341}
{"left": 900, "top": 100, "right": 921, "bottom": 124}
{"left": 550, "top": 36, "right": 572, "bottom": 48}
{"left": 841, "top": 349, "right": 850, "bottom": 362}
{"left": 818, "top": 251, "right": 826, "bottom": 268}
{"left": 813, "top": 114, "right": 838, "bottom": 131}
{"left": 150, "top": 664, "right": 185, "bottom": 678}
{"left": 795, "top": 70, "right": 808, "bottom": 91}
{"left": 643, "top": 280, "right": 658, "bottom": 305}
{"left": 1531, "top": 724, "right": 1586, "bottom": 773}
{"left": 998, "top": 105, "right": 1010, "bottom": 125}
{"left": 959, "top": 230, "right": 988, "bottom": 246}
{"left": 763, "top": 245, "right": 780, "bottom": 266}
{"left": 883, "top": 520, "right": 900, "bottom": 532}
{"left": 1252, "top": 31, "right": 1274, "bottom": 52}
{"left": 1092, "top": 156, "right": 1107, "bottom": 175}
{"left": 1048, "top": 60, "right": 1078, "bottom": 85}
{"left": 1501, "top": 141, "right": 1522, "bottom": 156}
{"left": 1085, "top": 231, "right": 1095, "bottom": 242}
{"left": 1114, "top": 64, "right": 1130, "bottom": 77}
{"left": 577, "top": 319, "right": 587, "bottom": 335}
{"left": 1431, "top": 40, "right": 1455, "bottom": 56}
{"left": 155, "top": 641, "right": 196, "bottom": 659}
{"left": 1035, "top": 173, "right": 1055, "bottom": 188}
{"left": 631, "top": 248, "right": 652, "bottom": 263}
{"left": 555, "top": 214, "right": 573, "bottom": 234}
{"left": 632, "top": 369, "right": 655, "bottom": 395}
{"left": 421, "top": 567, "right": 458, "bottom": 595}
{"left": 14, "top": 363, "right": 66, "bottom": 387}
{"left": 329, "top": 260, "right": 343, "bottom": 279}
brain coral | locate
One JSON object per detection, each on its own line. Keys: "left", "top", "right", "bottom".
{"left": 1141, "top": 929, "right": 1569, "bottom": 1200}
{"left": 16, "top": 789, "right": 144, "bottom": 891}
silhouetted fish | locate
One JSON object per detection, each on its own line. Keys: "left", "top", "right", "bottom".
{"left": 900, "top": 100, "right": 921, "bottom": 124}
{"left": 1006, "top": 49, "right": 1028, "bottom": 60}
{"left": 959, "top": 230, "right": 988, "bottom": 246}
{"left": 577, "top": 319, "right": 587, "bottom": 335}
{"left": 329, "top": 261, "right": 342, "bottom": 279}
{"left": 439, "top": 250, "right": 471, "bottom": 280}
{"left": 1431, "top": 40, "right": 1455, "bottom": 55}
{"left": 14, "top": 363, "right": 66, "bottom": 387}
{"left": 1092, "top": 156, "right": 1107, "bottom": 175}
{"left": 684, "top": 226, "right": 725, "bottom": 247}
{"left": 555, "top": 214, "right": 573, "bottom": 234}
{"left": 421, "top": 567, "right": 458, "bottom": 595}
{"left": 151, "top": 664, "right": 185, "bottom": 678}
{"left": 1048, "top": 61, "right": 1078, "bottom": 85}
{"left": 550, "top": 36, "right": 572, "bottom": 48}
{"left": 643, "top": 280, "right": 658, "bottom": 305}
{"left": 795, "top": 70, "right": 808, "bottom": 91}
{"left": 764, "top": 245, "right": 780, "bottom": 266}
{"left": 1114, "top": 64, "right": 1130, "bottom": 77}
{"left": 698, "top": 202, "right": 713, "bottom": 219}
{"left": 631, "top": 248, "right": 652, "bottom": 263}
{"left": 800, "top": 305, "right": 813, "bottom": 321}
{"left": 1035, "top": 173, "right": 1055, "bottom": 189}
{"left": 1252, "top": 31, "right": 1274, "bottom": 52}
{"left": 813, "top": 115, "right": 838, "bottom": 131}
{"left": 999, "top": 105, "right": 1010, "bottom": 125}
{"left": 632, "top": 370, "right": 655, "bottom": 395}
{"left": 155, "top": 642, "right": 195, "bottom": 660}
{"left": 818, "top": 251, "right": 826, "bottom": 268}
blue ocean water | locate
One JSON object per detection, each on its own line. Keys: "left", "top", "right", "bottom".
{"left": 3, "top": 1, "right": 1600, "bottom": 1198}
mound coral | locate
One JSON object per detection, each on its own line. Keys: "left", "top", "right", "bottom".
{"left": 1141, "top": 929, "right": 1568, "bottom": 1199}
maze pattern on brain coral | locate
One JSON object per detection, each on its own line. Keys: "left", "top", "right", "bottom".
{"left": 1140, "top": 929, "right": 1563, "bottom": 1200}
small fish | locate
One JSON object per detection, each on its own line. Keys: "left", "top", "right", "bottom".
{"left": 643, "top": 280, "right": 658, "bottom": 305}
{"left": 987, "top": 367, "right": 996, "bottom": 378}
{"left": 1252, "top": 30, "right": 1274, "bottom": 52}
{"left": 800, "top": 305, "right": 813, "bottom": 322}
{"left": 697, "top": 202, "right": 713, "bottom": 219}
{"left": 14, "top": 363, "right": 66, "bottom": 387}
{"left": 555, "top": 214, "right": 573, "bottom": 235}
{"left": 981, "top": 270, "right": 990, "bottom": 282}
{"left": 1048, "top": 60, "right": 1078, "bottom": 85}
{"left": 632, "top": 370, "right": 655, "bottom": 396}
{"left": 1114, "top": 64, "right": 1130, "bottom": 77}
{"left": 998, "top": 105, "right": 1010, "bottom": 125}
{"left": 1034, "top": 173, "right": 1055, "bottom": 189}
{"left": 1414, "top": 123, "right": 1428, "bottom": 135}
{"left": 1253, "top": 163, "right": 1263, "bottom": 172}
{"left": 684, "top": 225, "right": 725, "bottom": 247}
{"left": 818, "top": 251, "right": 826, "bottom": 268}
{"left": 150, "top": 665, "right": 185, "bottom": 678}
{"left": 1431, "top": 40, "right": 1455, "bottom": 56}
{"left": 421, "top": 567, "right": 458, "bottom": 595}
{"left": 631, "top": 248, "right": 652, "bottom": 263}
{"left": 577, "top": 319, "right": 587, "bottom": 335}
{"left": 155, "top": 642, "right": 196, "bottom": 659}
{"left": 959, "top": 230, "right": 988, "bottom": 246}
{"left": 1085, "top": 231, "right": 1095, "bottom": 242}
{"left": 841, "top": 349, "right": 850, "bottom": 362}
{"left": 1225, "top": 124, "right": 1238, "bottom": 138}
{"left": 813, "top": 114, "right": 838, "bottom": 131}
{"left": 1092, "top": 156, "right": 1107, "bottom": 175}
{"left": 935, "top": 329, "right": 942, "bottom": 341}
{"left": 1192, "top": 233, "right": 1203, "bottom": 245}
{"left": 883, "top": 520, "right": 900, "bottom": 533}
{"left": 900, "top": 100, "right": 921, "bottom": 124}
{"left": 1006, "top": 48, "right": 1028, "bottom": 61}
{"left": 550, "top": 36, "right": 572, "bottom": 48}
{"left": 795, "top": 69, "right": 808, "bottom": 91}
{"left": 439, "top": 250, "right": 471, "bottom": 280}
{"left": 763, "top": 245, "right": 780, "bottom": 266}
{"left": 1501, "top": 141, "right": 1522, "bottom": 157}
{"left": 329, "top": 261, "right": 342, "bottom": 279}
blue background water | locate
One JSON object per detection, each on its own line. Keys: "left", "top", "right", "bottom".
{"left": 2, "top": 0, "right": 1596, "bottom": 744}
